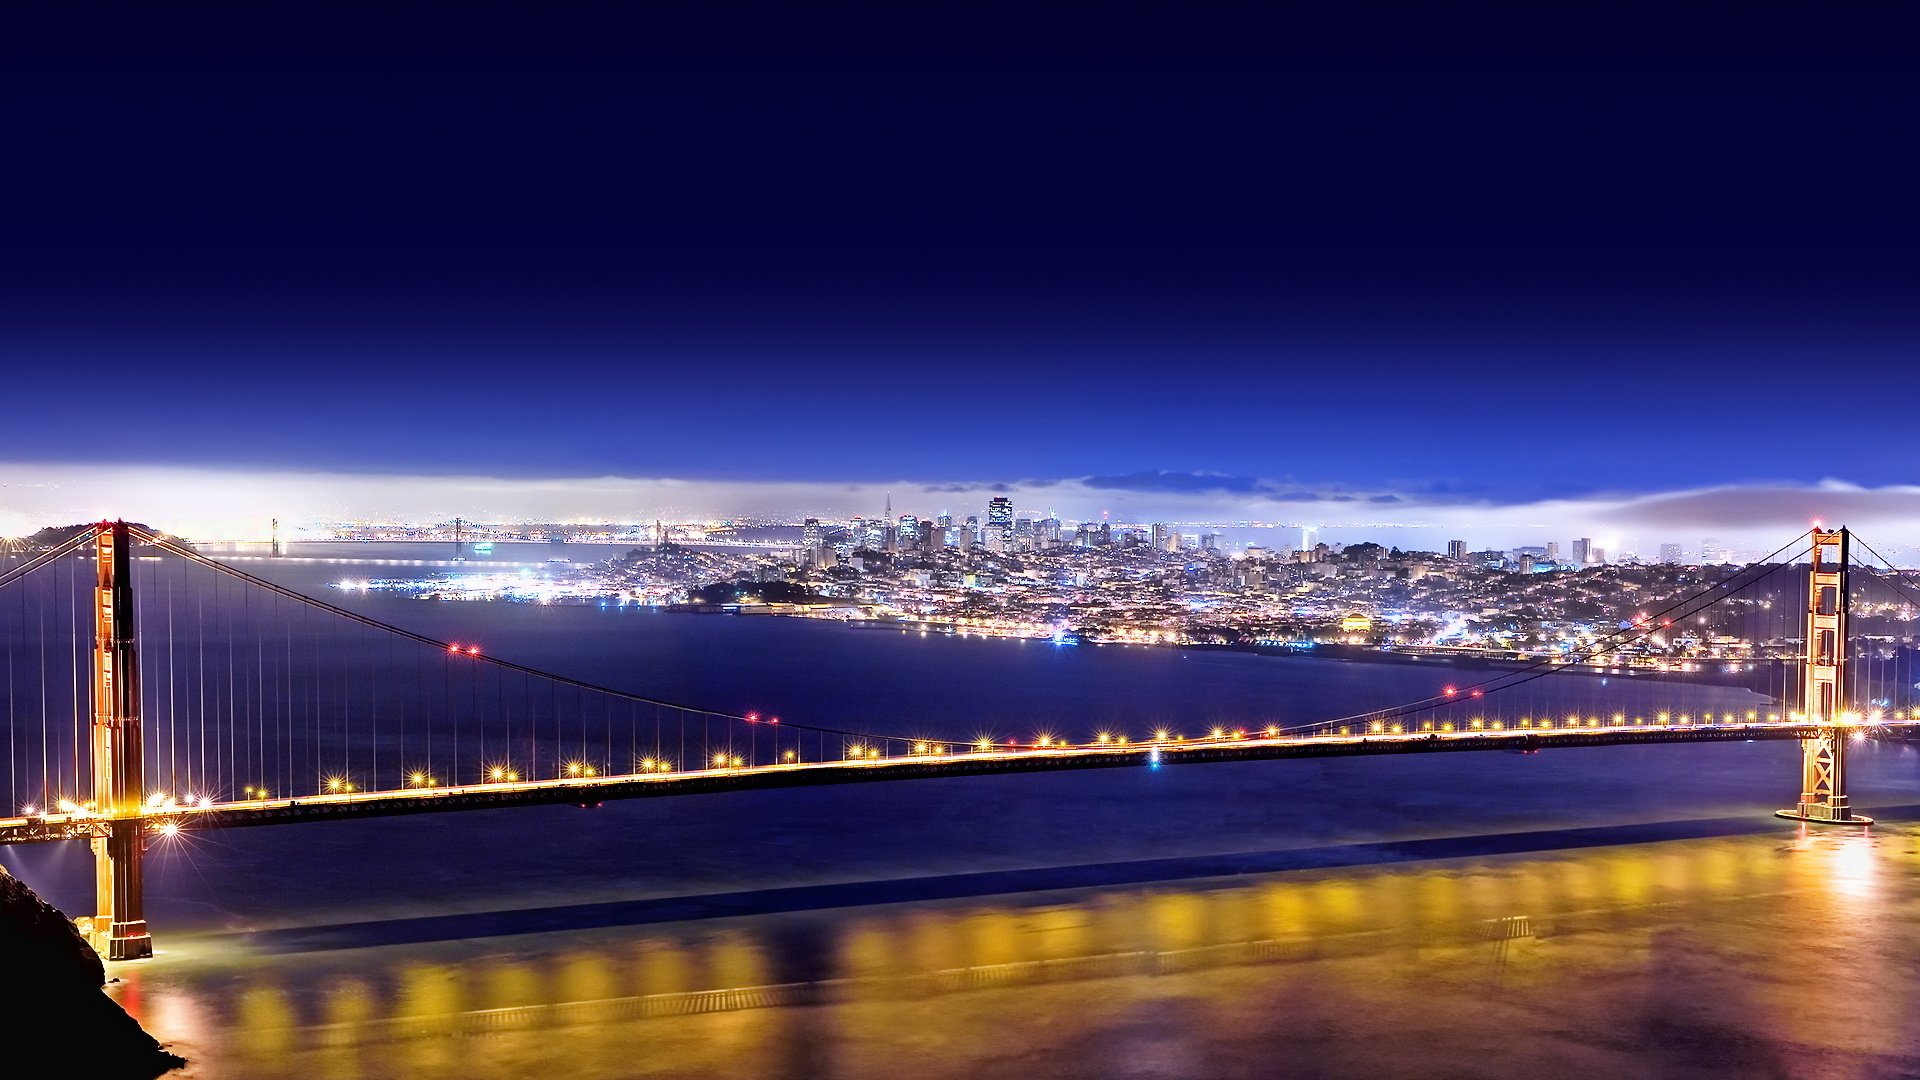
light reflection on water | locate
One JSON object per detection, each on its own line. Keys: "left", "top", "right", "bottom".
{"left": 115, "top": 824, "right": 1920, "bottom": 1079}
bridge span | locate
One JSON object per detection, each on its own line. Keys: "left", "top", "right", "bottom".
{"left": 5, "top": 719, "right": 1914, "bottom": 843}
{"left": 0, "top": 521, "right": 1908, "bottom": 960}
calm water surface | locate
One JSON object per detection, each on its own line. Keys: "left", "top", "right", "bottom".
{"left": 7, "top": 542, "right": 1920, "bottom": 1078}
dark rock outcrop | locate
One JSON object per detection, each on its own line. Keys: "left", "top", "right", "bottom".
{"left": 0, "top": 867, "right": 184, "bottom": 1077}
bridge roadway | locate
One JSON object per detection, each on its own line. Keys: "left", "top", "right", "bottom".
{"left": 5, "top": 721, "right": 1918, "bottom": 845}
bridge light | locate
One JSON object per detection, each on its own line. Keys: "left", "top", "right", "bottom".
{"left": 975, "top": 738, "right": 992, "bottom": 752}
{"left": 466, "top": 645, "right": 481, "bottom": 656}
{"left": 867, "top": 748, "right": 879, "bottom": 760}
{"left": 1095, "top": 732, "right": 1112, "bottom": 745}
{"left": 1210, "top": 726, "right": 1227, "bottom": 740}
{"left": 21, "top": 804, "right": 35, "bottom": 816}
{"left": 914, "top": 741, "right": 930, "bottom": 754}
{"left": 488, "top": 766, "right": 508, "bottom": 782}
{"left": 1264, "top": 726, "right": 1279, "bottom": 737}
{"left": 448, "top": 643, "right": 461, "bottom": 653}
{"left": 324, "top": 777, "right": 346, "bottom": 794}
{"left": 1154, "top": 729, "right": 1171, "bottom": 743}
{"left": 407, "top": 771, "right": 428, "bottom": 787}
{"left": 783, "top": 750, "right": 797, "bottom": 762}
{"left": 1443, "top": 686, "right": 1457, "bottom": 697}
{"left": 158, "top": 822, "right": 180, "bottom": 838}
{"left": 147, "top": 792, "right": 167, "bottom": 807}
{"left": 713, "top": 752, "right": 731, "bottom": 768}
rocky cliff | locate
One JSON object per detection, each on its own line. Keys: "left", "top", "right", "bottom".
{"left": 0, "top": 867, "right": 184, "bottom": 1077}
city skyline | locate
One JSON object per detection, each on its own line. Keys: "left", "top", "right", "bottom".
{"left": 3, "top": 459, "right": 1918, "bottom": 560}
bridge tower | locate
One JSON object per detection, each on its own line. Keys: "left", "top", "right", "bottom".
{"left": 89, "top": 520, "right": 153, "bottom": 959}
{"left": 1777, "top": 527, "right": 1870, "bottom": 826}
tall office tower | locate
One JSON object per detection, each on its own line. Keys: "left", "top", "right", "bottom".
{"left": 935, "top": 512, "right": 953, "bottom": 546}
{"left": 1545, "top": 541, "right": 1560, "bottom": 561}
{"left": 1659, "top": 543, "right": 1682, "bottom": 564}
{"left": 1701, "top": 538, "right": 1727, "bottom": 563}
{"left": 1201, "top": 533, "right": 1219, "bottom": 552}
{"left": 1041, "top": 514, "right": 1062, "bottom": 543}
{"left": 960, "top": 515, "right": 979, "bottom": 552}
{"left": 1301, "top": 525, "right": 1319, "bottom": 552}
{"left": 1013, "top": 517, "right": 1034, "bottom": 551}
{"left": 987, "top": 497, "right": 1014, "bottom": 545}
{"left": 1591, "top": 547, "right": 1607, "bottom": 565}
{"left": 1151, "top": 523, "right": 1173, "bottom": 552}
{"left": 1447, "top": 539, "right": 1467, "bottom": 562}
{"left": 802, "top": 517, "right": 824, "bottom": 564}
{"left": 898, "top": 515, "right": 919, "bottom": 549}
{"left": 1572, "top": 538, "right": 1592, "bottom": 565}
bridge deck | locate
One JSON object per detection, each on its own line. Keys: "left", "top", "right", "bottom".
{"left": 5, "top": 722, "right": 1913, "bottom": 845}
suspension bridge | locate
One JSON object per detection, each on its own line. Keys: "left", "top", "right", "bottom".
{"left": 1, "top": 521, "right": 1916, "bottom": 962}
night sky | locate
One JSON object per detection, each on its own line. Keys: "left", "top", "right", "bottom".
{"left": 4, "top": 9, "right": 1918, "bottom": 511}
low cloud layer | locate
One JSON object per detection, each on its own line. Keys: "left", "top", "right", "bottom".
{"left": 0, "top": 463, "right": 1912, "bottom": 560}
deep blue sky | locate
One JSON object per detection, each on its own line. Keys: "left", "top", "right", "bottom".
{"left": 4, "top": 9, "right": 1918, "bottom": 503}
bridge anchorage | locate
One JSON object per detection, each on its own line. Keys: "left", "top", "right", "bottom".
{"left": 1776, "top": 528, "right": 1868, "bottom": 826}
{"left": 0, "top": 520, "right": 1898, "bottom": 963}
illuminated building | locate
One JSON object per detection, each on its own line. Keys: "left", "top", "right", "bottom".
{"left": 987, "top": 497, "right": 1014, "bottom": 545}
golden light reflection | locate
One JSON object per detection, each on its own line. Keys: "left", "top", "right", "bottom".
{"left": 128, "top": 826, "right": 1902, "bottom": 1079}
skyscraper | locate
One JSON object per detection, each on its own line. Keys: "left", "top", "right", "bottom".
{"left": 1572, "top": 538, "right": 1592, "bottom": 565}
{"left": 1659, "top": 542, "right": 1682, "bottom": 564}
{"left": 1447, "top": 539, "right": 1467, "bottom": 562}
{"left": 987, "top": 497, "right": 1014, "bottom": 546}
